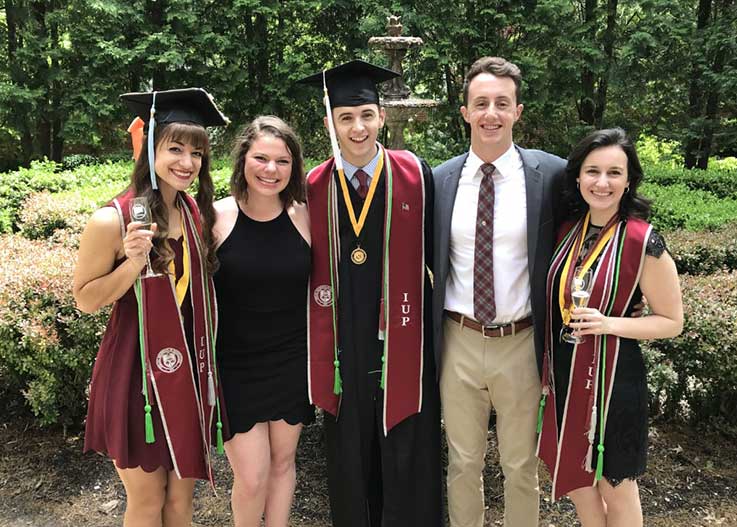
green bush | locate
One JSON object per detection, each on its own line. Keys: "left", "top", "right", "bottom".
{"left": 667, "top": 223, "right": 737, "bottom": 275}
{"left": 644, "top": 271, "right": 737, "bottom": 436}
{"left": 642, "top": 182, "right": 737, "bottom": 232}
{"left": 0, "top": 160, "right": 131, "bottom": 234}
{"left": 0, "top": 234, "right": 109, "bottom": 427}
{"left": 645, "top": 164, "right": 737, "bottom": 200}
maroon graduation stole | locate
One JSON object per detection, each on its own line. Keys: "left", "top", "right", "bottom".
{"left": 113, "top": 190, "right": 223, "bottom": 484}
{"left": 307, "top": 147, "right": 426, "bottom": 434}
{"left": 536, "top": 216, "right": 651, "bottom": 499}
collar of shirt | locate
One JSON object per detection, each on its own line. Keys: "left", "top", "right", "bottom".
{"left": 464, "top": 143, "right": 521, "bottom": 181}
{"left": 342, "top": 144, "right": 382, "bottom": 189}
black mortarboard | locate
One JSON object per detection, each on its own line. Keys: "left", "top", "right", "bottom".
{"left": 120, "top": 87, "right": 229, "bottom": 127}
{"left": 298, "top": 59, "right": 399, "bottom": 108}
{"left": 120, "top": 88, "right": 228, "bottom": 190}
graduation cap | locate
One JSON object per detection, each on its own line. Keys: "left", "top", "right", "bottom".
{"left": 121, "top": 88, "right": 229, "bottom": 190}
{"left": 298, "top": 59, "right": 399, "bottom": 108}
{"left": 298, "top": 60, "right": 398, "bottom": 173}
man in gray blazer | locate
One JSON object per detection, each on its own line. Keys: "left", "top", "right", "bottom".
{"left": 433, "top": 57, "right": 565, "bottom": 527}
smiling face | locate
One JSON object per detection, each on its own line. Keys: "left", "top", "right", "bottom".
{"left": 327, "top": 103, "right": 385, "bottom": 167}
{"left": 577, "top": 145, "right": 630, "bottom": 224}
{"left": 154, "top": 138, "right": 203, "bottom": 193}
{"left": 461, "top": 73, "right": 523, "bottom": 162}
{"left": 243, "top": 133, "right": 293, "bottom": 199}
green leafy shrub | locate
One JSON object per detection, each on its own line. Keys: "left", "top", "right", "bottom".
{"left": 644, "top": 271, "right": 737, "bottom": 436}
{"left": 0, "top": 160, "right": 131, "bottom": 233}
{"left": 645, "top": 164, "right": 737, "bottom": 200}
{"left": 666, "top": 223, "right": 737, "bottom": 275}
{"left": 0, "top": 235, "right": 109, "bottom": 427}
{"left": 637, "top": 134, "right": 682, "bottom": 167}
{"left": 642, "top": 182, "right": 737, "bottom": 232}
{"left": 18, "top": 192, "right": 89, "bottom": 242}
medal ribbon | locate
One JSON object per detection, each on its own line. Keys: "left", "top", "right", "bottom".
{"left": 336, "top": 150, "right": 384, "bottom": 237}
{"left": 166, "top": 214, "right": 190, "bottom": 306}
{"left": 557, "top": 212, "right": 618, "bottom": 325}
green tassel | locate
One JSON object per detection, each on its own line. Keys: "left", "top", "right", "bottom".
{"left": 216, "top": 421, "right": 224, "bottom": 454}
{"left": 595, "top": 444, "right": 605, "bottom": 481}
{"left": 333, "top": 360, "right": 342, "bottom": 395}
{"left": 536, "top": 394, "right": 547, "bottom": 434}
{"left": 380, "top": 353, "right": 386, "bottom": 390}
{"left": 144, "top": 404, "right": 155, "bottom": 444}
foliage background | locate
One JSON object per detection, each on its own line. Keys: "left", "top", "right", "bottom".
{"left": 1, "top": 0, "right": 736, "bottom": 171}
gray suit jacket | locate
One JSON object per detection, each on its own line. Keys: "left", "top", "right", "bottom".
{"left": 432, "top": 146, "right": 566, "bottom": 377}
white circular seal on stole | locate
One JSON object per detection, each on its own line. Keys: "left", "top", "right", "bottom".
{"left": 156, "top": 347, "right": 183, "bottom": 373}
{"left": 314, "top": 285, "right": 333, "bottom": 307}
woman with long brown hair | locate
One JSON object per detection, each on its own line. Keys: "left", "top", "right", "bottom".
{"left": 537, "top": 128, "right": 683, "bottom": 526}
{"left": 73, "top": 89, "right": 228, "bottom": 527}
{"left": 212, "top": 115, "right": 314, "bottom": 527}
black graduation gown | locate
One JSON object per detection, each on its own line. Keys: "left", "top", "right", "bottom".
{"left": 323, "top": 160, "right": 442, "bottom": 527}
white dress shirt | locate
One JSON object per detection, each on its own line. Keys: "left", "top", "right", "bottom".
{"left": 444, "top": 144, "right": 531, "bottom": 323}
{"left": 342, "top": 144, "right": 382, "bottom": 191}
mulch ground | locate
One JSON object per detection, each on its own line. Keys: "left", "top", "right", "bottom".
{"left": 1, "top": 407, "right": 735, "bottom": 527}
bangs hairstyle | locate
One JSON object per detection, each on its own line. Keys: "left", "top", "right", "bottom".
{"left": 562, "top": 127, "right": 652, "bottom": 222}
{"left": 128, "top": 120, "right": 218, "bottom": 275}
{"left": 230, "top": 115, "right": 306, "bottom": 206}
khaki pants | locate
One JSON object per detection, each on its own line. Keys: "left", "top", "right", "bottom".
{"left": 440, "top": 316, "right": 541, "bottom": 527}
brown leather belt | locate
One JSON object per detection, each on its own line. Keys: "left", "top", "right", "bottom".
{"left": 445, "top": 310, "right": 533, "bottom": 338}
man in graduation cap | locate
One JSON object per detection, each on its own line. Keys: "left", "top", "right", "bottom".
{"left": 299, "top": 60, "right": 442, "bottom": 527}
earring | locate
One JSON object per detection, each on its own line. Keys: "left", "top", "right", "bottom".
{"left": 576, "top": 181, "right": 580, "bottom": 190}
{"left": 625, "top": 186, "right": 630, "bottom": 193}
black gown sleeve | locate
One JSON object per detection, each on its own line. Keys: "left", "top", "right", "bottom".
{"left": 420, "top": 159, "right": 435, "bottom": 275}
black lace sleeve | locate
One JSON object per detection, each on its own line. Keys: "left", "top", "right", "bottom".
{"left": 646, "top": 230, "right": 667, "bottom": 258}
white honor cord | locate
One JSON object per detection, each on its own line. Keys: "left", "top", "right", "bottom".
{"left": 323, "top": 71, "right": 344, "bottom": 173}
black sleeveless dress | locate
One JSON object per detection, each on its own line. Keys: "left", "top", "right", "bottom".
{"left": 552, "top": 227, "right": 667, "bottom": 483}
{"left": 214, "top": 207, "right": 315, "bottom": 435}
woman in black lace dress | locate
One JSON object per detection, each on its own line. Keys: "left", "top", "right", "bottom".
{"left": 537, "top": 128, "right": 683, "bottom": 527}
{"left": 212, "top": 116, "right": 314, "bottom": 527}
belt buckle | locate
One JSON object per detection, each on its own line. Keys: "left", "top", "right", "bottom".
{"left": 481, "top": 324, "right": 502, "bottom": 338}
{"left": 482, "top": 321, "right": 515, "bottom": 338}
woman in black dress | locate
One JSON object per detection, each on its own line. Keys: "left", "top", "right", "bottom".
{"left": 537, "top": 128, "right": 683, "bottom": 526}
{"left": 212, "top": 116, "right": 313, "bottom": 526}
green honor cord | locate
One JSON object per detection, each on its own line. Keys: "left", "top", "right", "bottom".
{"left": 134, "top": 278, "right": 155, "bottom": 444}
{"left": 327, "top": 179, "right": 342, "bottom": 395}
{"left": 596, "top": 224, "right": 627, "bottom": 481}
{"left": 203, "top": 275, "right": 225, "bottom": 455}
{"left": 380, "top": 157, "right": 393, "bottom": 390}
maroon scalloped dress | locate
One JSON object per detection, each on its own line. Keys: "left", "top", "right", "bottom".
{"left": 84, "top": 239, "right": 200, "bottom": 473}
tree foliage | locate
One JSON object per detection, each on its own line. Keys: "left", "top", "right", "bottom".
{"left": 0, "top": 0, "right": 735, "bottom": 170}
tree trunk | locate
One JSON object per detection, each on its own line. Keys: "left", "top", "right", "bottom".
{"left": 684, "top": 0, "right": 712, "bottom": 169}
{"left": 5, "top": 0, "right": 18, "bottom": 61}
{"left": 578, "top": 0, "right": 597, "bottom": 125}
{"left": 149, "top": 0, "right": 168, "bottom": 89}
{"left": 594, "top": 0, "right": 618, "bottom": 128}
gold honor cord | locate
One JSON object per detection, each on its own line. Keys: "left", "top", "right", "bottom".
{"left": 558, "top": 212, "right": 616, "bottom": 325}
{"left": 167, "top": 214, "right": 190, "bottom": 307}
{"left": 336, "top": 151, "right": 384, "bottom": 235}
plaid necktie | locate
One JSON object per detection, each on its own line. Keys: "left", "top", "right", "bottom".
{"left": 354, "top": 169, "right": 369, "bottom": 199}
{"left": 473, "top": 163, "right": 497, "bottom": 325}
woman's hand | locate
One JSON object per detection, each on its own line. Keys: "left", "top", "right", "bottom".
{"left": 569, "top": 307, "right": 612, "bottom": 336}
{"left": 123, "top": 221, "right": 157, "bottom": 267}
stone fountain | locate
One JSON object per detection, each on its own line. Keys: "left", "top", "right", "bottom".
{"left": 369, "top": 15, "right": 440, "bottom": 149}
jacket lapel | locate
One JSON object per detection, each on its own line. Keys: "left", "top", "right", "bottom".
{"left": 519, "top": 148, "right": 543, "bottom": 280}
{"left": 438, "top": 154, "right": 466, "bottom": 277}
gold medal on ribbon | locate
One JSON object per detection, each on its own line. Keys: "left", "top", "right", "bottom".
{"left": 351, "top": 246, "right": 367, "bottom": 265}
{"left": 336, "top": 148, "right": 384, "bottom": 266}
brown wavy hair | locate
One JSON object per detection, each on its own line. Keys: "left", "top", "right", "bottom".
{"left": 129, "top": 121, "right": 218, "bottom": 275}
{"left": 230, "top": 115, "right": 306, "bottom": 206}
